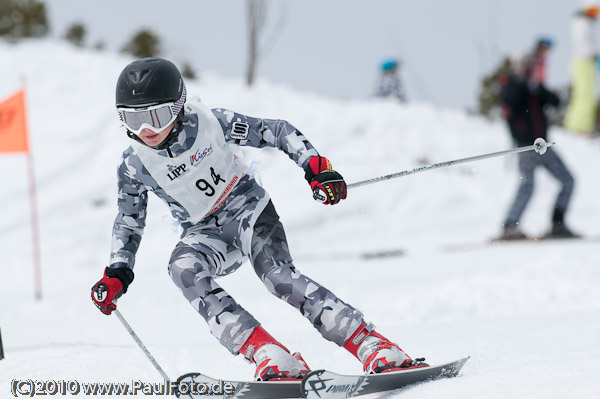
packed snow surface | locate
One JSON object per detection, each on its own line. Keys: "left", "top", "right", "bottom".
{"left": 1, "top": 41, "right": 599, "bottom": 398}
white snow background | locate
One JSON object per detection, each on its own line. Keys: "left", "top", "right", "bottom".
{"left": 1, "top": 41, "right": 599, "bottom": 398}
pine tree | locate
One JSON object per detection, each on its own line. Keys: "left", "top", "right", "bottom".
{"left": 477, "top": 57, "right": 512, "bottom": 119}
{"left": 64, "top": 22, "right": 86, "bottom": 47}
{"left": 181, "top": 62, "right": 198, "bottom": 80}
{"left": 121, "top": 29, "right": 161, "bottom": 58}
{"left": 0, "top": 0, "right": 49, "bottom": 39}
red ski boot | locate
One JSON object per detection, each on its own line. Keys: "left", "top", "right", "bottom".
{"left": 239, "top": 326, "right": 310, "bottom": 381}
{"left": 343, "top": 323, "right": 428, "bottom": 374}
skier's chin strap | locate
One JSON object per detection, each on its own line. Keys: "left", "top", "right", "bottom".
{"left": 125, "top": 110, "right": 185, "bottom": 151}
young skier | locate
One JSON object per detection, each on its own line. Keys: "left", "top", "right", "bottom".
{"left": 91, "top": 57, "right": 426, "bottom": 381}
{"left": 374, "top": 58, "right": 406, "bottom": 102}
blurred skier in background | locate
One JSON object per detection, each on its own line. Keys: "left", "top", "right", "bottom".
{"left": 564, "top": 0, "right": 599, "bottom": 135}
{"left": 374, "top": 58, "right": 406, "bottom": 102}
{"left": 499, "top": 53, "right": 578, "bottom": 240}
{"left": 91, "top": 57, "right": 427, "bottom": 381}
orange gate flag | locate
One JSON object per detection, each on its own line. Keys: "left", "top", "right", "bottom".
{"left": 0, "top": 90, "right": 29, "bottom": 154}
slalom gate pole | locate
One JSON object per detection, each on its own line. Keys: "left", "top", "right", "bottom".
{"left": 0, "top": 328, "right": 4, "bottom": 360}
{"left": 113, "top": 309, "right": 170, "bottom": 381}
{"left": 346, "top": 138, "right": 554, "bottom": 190}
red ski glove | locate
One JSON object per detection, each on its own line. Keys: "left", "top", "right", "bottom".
{"left": 304, "top": 156, "right": 347, "bottom": 205}
{"left": 91, "top": 267, "right": 134, "bottom": 315}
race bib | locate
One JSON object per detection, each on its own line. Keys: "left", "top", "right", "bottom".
{"left": 131, "top": 100, "right": 247, "bottom": 223}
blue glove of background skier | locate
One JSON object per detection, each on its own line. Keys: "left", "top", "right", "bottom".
{"left": 304, "top": 156, "right": 347, "bottom": 205}
{"left": 91, "top": 267, "right": 134, "bottom": 315}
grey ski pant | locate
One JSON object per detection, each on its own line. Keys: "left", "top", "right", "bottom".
{"left": 503, "top": 148, "right": 574, "bottom": 226}
{"left": 168, "top": 180, "right": 364, "bottom": 354}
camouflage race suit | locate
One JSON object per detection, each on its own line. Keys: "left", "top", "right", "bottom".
{"left": 110, "top": 101, "right": 364, "bottom": 353}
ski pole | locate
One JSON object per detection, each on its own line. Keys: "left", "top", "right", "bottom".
{"left": 346, "top": 138, "right": 554, "bottom": 190}
{"left": 113, "top": 308, "right": 171, "bottom": 381}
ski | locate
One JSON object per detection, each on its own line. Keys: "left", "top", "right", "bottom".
{"left": 175, "top": 357, "right": 469, "bottom": 399}
{"left": 175, "top": 372, "right": 302, "bottom": 399}
{"left": 300, "top": 357, "right": 469, "bottom": 399}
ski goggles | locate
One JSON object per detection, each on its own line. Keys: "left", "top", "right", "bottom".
{"left": 117, "top": 93, "right": 185, "bottom": 135}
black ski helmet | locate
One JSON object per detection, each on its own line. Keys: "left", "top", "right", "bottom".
{"left": 115, "top": 57, "right": 187, "bottom": 149}
{"left": 116, "top": 57, "right": 185, "bottom": 108}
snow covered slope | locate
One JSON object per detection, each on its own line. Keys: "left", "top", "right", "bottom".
{"left": 1, "top": 40, "right": 599, "bottom": 398}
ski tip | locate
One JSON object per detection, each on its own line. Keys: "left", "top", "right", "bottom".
{"left": 449, "top": 356, "right": 470, "bottom": 374}
{"left": 457, "top": 356, "right": 470, "bottom": 367}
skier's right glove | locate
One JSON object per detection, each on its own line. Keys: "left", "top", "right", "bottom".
{"left": 91, "top": 267, "right": 134, "bottom": 315}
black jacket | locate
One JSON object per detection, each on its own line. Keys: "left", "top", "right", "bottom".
{"left": 500, "top": 76, "right": 560, "bottom": 146}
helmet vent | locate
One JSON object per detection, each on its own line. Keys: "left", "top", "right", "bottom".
{"left": 129, "top": 69, "right": 150, "bottom": 83}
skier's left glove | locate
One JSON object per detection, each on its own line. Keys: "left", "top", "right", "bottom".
{"left": 91, "top": 267, "right": 134, "bottom": 315}
{"left": 304, "top": 156, "right": 347, "bottom": 205}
